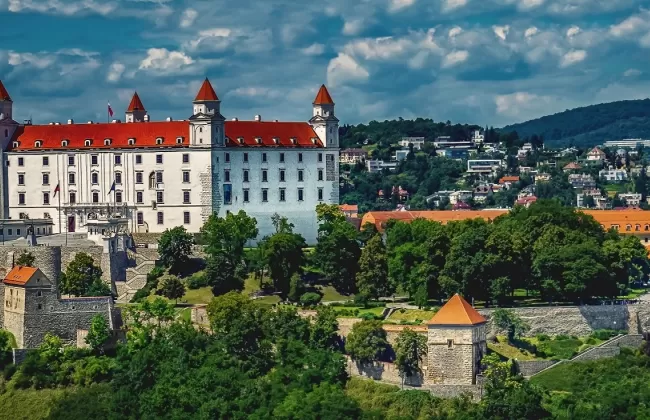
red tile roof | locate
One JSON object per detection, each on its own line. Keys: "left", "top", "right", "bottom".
{"left": 499, "top": 176, "right": 520, "bottom": 184}
{"left": 428, "top": 294, "right": 486, "bottom": 326}
{"left": 126, "top": 92, "right": 146, "bottom": 112}
{"left": 4, "top": 266, "right": 38, "bottom": 286}
{"left": 11, "top": 120, "right": 324, "bottom": 150}
{"left": 224, "top": 121, "right": 323, "bottom": 148}
{"left": 0, "top": 80, "right": 11, "bottom": 101}
{"left": 313, "top": 85, "right": 334, "bottom": 105}
{"left": 340, "top": 204, "right": 358, "bottom": 212}
{"left": 194, "top": 78, "right": 219, "bottom": 101}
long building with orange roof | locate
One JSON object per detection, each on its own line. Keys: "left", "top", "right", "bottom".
{"left": 361, "top": 208, "right": 650, "bottom": 248}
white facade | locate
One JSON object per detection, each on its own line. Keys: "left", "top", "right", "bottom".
{"left": 366, "top": 160, "right": 397, "bottom": 173}
{"left": 599, "top": 168, "right": 628, "bottom": 183}
{"left": 1, "top": 80, "right": 339, "bottom": 245}
{"left": 466, "top": 159, "right": 503, "bottom": 174}
{"left": 399, "top": 137, "right": 425, "bottom": 150}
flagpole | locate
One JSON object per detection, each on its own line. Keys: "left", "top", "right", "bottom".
{"left": 57, "top": 186, "right": 61, "bottom": 235}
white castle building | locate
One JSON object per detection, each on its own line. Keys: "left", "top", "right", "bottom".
{"left": 0, "top": 79, "right": 339, "bottom": 244}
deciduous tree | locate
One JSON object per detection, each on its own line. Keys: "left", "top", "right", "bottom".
{"left": 157, "top": 226, "right": 193, "bottom": 272}
{"left": 356, "top": 234, "right": 391, "bottom": 300}
{"left": 60, "top": 253, "right": 106, "bottom": 297}
{"left": 85, "top": 314, "right": 110, "bottom": 354}
{"left": 15, "top": 251, "right": 35, "bottom": 267}
{"left": 395, "top": 328, "right": 427, "bottom": 388}
{"left": 158, "top": 275, "right": 185, "bottom": 304}
{"left": 346, "top": 320, "right": 388, "bottom": 365}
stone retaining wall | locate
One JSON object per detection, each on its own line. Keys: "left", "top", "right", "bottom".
{"left": 514, "top": 360, "right": 558, "bottom": 377}
{"left": 571, "top": 346, "right": 620, "bottom": 361}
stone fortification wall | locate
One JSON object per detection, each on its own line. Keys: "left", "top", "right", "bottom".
{"left": 23, "top": 295, "right": 113, "bottom": 348}
{"left": 514, "top": 360, "right": 558, "bottom": 377}
{"left": 479, "top": 305, "right": 650, "bottom": 336}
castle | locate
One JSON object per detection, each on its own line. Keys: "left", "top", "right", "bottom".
{"left": 0, "top": 245, "right": 117, "bottom": 349}
{"left": 0, "top": 79, "right": 340, "bottom": 245}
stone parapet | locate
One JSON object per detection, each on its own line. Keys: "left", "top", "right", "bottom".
{"left": 514, "top": 360, "right": 558, "bottom": 377}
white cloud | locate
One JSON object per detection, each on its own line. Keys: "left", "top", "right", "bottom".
{"left": 179, "top": 8, "right": 198, "bottom": 28}
{"left": 139, "top": 48, "right": 194, "bottom": 74}
{"left": 388, "top": 0, "right": 416, "bottom": 13}
{"left": 566, "top": 26, "right": 581, "bottom": 38}
{"left": 525, "top": 27, "right": 539, "bottom": 38}
{"left": 342, "top": 19, "right": 365, "bottom": 36}
{"left": 8, "top": 0, "right": 116, "bottom": 16}
{"left": 448, "top": 26, "right": 463, "bottom": 38}
{"left": 8, "top": 52, "right": 55, "bottom": 69}
{"left": 624, "top": 69, "right": 642, "bottom": 77}
{"left": 641, "top": 32, "right": 650, "bottom": 48}
{"left": 495, "top": 92, "right": 552, "bottom": 118}
{"left": 184, "top": 28, "right": 272, "bottom": 54}
{"left": 107, "top": 62, "right": 125, "bottom": 82}
{"left": 560, "top": 49, "right": 587, "bottom": 67}
{"left": 185, "top": 28, "right": 232, "bottom": 52}
{"left": 327, "top": 53, "right": 369, "bottom": 87}
{"left": 343, "top": 37, "right": 412, "bottom": 60}
{"left": 492, "top": 25, "right": 510, "bottom": 41}
{"left": 610, "top": 12, "right": 649, "bottom": 37}
{"left": 302, "top": 43, "right": 325, "bottom": 56}
{"left": 518, "top": 0, "right": 545, "bottom": 10}
{"left": 442, "top": 0, "right": 467, "bottom": 13}
{"left": 442, "top": 50, "right": 469, "bottom": 68}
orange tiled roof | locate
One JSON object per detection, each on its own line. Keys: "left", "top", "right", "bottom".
{"left": 126, "top": 92, "right": 146, "bottom": 112}
{"left": 428, "top": 294, "right": 486, "bottom": 326}
{"left": 194, "top": 78, "right": 219, "bottom": 101}
{"left": 361, "top": 210, "right": 509, "bottom": 232}
{"left": 340, "top": 204, "right": 358, "bottom": 212}
{"left": 564, "top": 162, "right": 582, "bottom": 170}
{"left": 4, "top": 266, "right": 38, "bottom": 286}
{"left": 313, "top": 85, "right": 334, "bottom": 105}
{"left": 224, "top": 121, "right": 323, "bottom": 148}
{"left": 0, "top": 80, "right": 11, "bottom": 101}
{"left": 499, "top": 176, "right": 520, "bottom": 184}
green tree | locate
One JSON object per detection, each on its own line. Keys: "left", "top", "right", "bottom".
{"left": 15, "top": 251, "right": 35, "bottom": 267}
{"left": 356, "top": 234, "right": 392, "bottom": 300}
{"left": 60, "top": 253, "right": 105, "bottom": 297}
{"left": 158, "top": 275, "right": 186, "bottom": 303}
{"left": 491, "top": 309, "right": 530, "bottom": 343}
{"left": 157, "top": 226, "right": 193, "bottom": 271}
{"left": 263, "top": 215, "right": 306, "bottom": 298}
{"left": 299, "top": 292, "right": 322, "bottom": 307}
{"left": 310, "top": 306, "right": 340, "bottom": 350}
{"left": 273, "top": 383, "right": 361, "bottom": 419}
{"left": 346, "top": 320, "right": 388, "bottom": 365}
{"left": 395, "top": 328, "right": 427, "bottom": 389}
{"left": 201, "top": 211, "right": 258, "bottom": 296}
{"left": 287, "top": 273, "right": 304, "bottom": 303}
{"left": 85, "top": 314, "right": 110, "bottom": 354}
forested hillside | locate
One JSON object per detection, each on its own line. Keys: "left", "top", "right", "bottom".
{"left": 501, "top": 99, "right": 650, "bottom": 147}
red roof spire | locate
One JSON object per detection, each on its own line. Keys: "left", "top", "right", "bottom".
{"left": 427, "top": 294, "right": 486, "bottom": 326}
{"left": 127, "top": 92, "right": 146, "bottom": 112}
{"left": 194, "top": 78, "right": 219, "bottom": 101}
{"left": 0, "top": 80, "right": 12, "bottom": 101}
{"left": 313, "top": 84, "right": 334, "bottom": 105}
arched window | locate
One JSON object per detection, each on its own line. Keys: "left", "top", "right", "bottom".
{"left": 12, "top": 141, "right": 19, "bottom": 148}
{"left": 176, "top": 137, "right": 183, "bottom": 144}
{"left": 199, "top": 127, "right": 203, "bottom": 133}
{"left": 626, "top": 224, "right": 632, "bottom": 231}
{"left": 156, "top": 137, "right": 164, "bottom": 145}
{"left": 34, "top": 140, "right": 42, "bottom": 148}
{"left": 128, "top": 138, "right": 135, "bottom": 145}
{"left": 84, "top": 139, "right": 92, "bottom": 147}
{"left": 148, "top": 172, "right": 156, "bottom": 189}
{"left": 636, "top": 224, "right": 641, "bottom": 231}
{"left": 61, "top": 140, "right": 69, "bottom": 147}
{"left": 104, "top": 138, "right": 112, "bottom": 146}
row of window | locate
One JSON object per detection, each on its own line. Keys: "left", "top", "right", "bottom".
{"left": 223, "top": 187, "right": 324, "bottom": 204}
{"left": 18, "top": 190, "right": 193, "bottom": 206}
{"left": 18, "top": 170, "right": 191, "bottom": 187}
{"left": 137, "top": 211, "right": 191, "bottom": 226}
{"left": 15, "top": 153, "right": 192, "bottom": 167}
{"left": 224, "top": 152, "right": 324, "bottom": 163}
{"left": 224, "top": 168, "right": 324, "bottom": 183}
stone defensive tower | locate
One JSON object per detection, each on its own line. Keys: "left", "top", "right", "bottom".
{"left": 427, "top": 294, "right": 487, "bottom": 385}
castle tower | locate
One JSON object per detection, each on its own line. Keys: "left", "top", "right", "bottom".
{"left": 0, "top": 80, "right": 13, "bottom": 123}
{"left": 189, "top": 78, "right": 225, "bottom": 147}
{"left": 125, "top": 92, "right": 147, "bottom": 123}
{"left": 426, "top": 294, "right": 487, "bottom": 385}
{"left": 309, "top": 85, "right": 339, "bottom": 149}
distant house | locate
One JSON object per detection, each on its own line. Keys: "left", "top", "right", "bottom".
{"left": 340, "top": 148, "right": 368, "bottom": 164}
{"left": 473, "top": 185, "right": 492, "bottom": 202}
{"left": 599, "top": 168, "right": 628, "bottom": 183}
{"left": 563, "top": 162, "right": 583, "bottom": 172}
{"left": 619, "top": 193, "right": 643, "bottom": 207}
{"left": 499, "top": 176, "right": 520, "bottom": 189}
{"left": 366, "top": 160, "right": 397, "bottom": 173}
{"left": 449, "top": 191, "right": 473, "bottom": 205}
{"left": 568, "top": 174, "right": 596, "bottom": 189}
{"left": 393, "top": 149, "right": 410, "bottom": 161}
{"left": 515, "top": 196, "right": 537, "bottom": 208}
{"left": 339, "top": 204, "right": 359, "bottom": 218}
{"left": 534, "top": 173, "right": 551, "bottom": 184}
{"left": 391, "top": 186, "right": 410, "bottom": 202}
{"left": 399, "top": 137, "right": 426, "bottom": 150}
{"left": 577, "top": 189, "right": 608, "bottom": 209}
{"left": 517, "top": 143, "right": 534, "bottom": 158}
{"left": 452, "top": 201, "right": 472, "bottom": 210}
{"left": 586, "top": 147, "right": 606, "bottom": 162}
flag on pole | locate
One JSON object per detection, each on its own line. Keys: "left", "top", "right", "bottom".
{"left": 108, "top": 102, "right": 114, "bottom": 117}
{"left": 108, "top": 181, "right": 116, "bottom": 195}
{"left": 53, "top": 183, "right": 60, "bottom": 198}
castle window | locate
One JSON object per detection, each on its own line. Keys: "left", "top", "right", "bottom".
{"left": 43, "top": 156, "right": 49, "bottom": 166}
{"left": 156, "top": 137, "right": 164, "bottom": 145}
{"left": 447, "top": 339, "right": 453, "bottom": 349}
{"left": 280, "top": 153, "right": 285, "bottom": 163}
{"left": 128, "top": 138, "right": 135, "bottom": 146}
{"left": 237, "top": 137, "right": 244, "bottom": 145}
{"left": 297, "top": 170, "right": 303, "bottom": 182}
{"left": 311, "top": 138, "right": 317, "bottom": 144}
{"left": 225, "top": 153, "right": 230, "bottom": 163}
{"left": 298, "top": 153, "right": 303, "bottom": 162}
{"left": 91, "top": 172, "right": 98, "bottom": 184}
{"left": 156, "top": 154, "right": 163, "bottom": 164}
{"left": 636, "top": 224, "right": 641, "bottom": 231}
{"left": 273, "top": 137, "right": 279, "bottom": 145}
{"left": 290, "top": 138, "right": 297, "bottom": 145}
{"left": 184, "top": 211, "right": 190, "bottom": 224}
{"left": 135, "top": 154, "right": 142, "bottom": 164}
{"left": 104, "top": 138, "right": 112, "bottom": 146}
{"left": 114, "top": 154, "right": 122, "bottom": 165}
{"left": 68, "top": 172, "right": 76, "bottom": 185}
{"left": 318, "top": 188, "right": 323, "bottom": 201}
{"left": 12, "top": 141, "right": 19, "bottom": 149}
{"left": 262, "top": 153, "right": 267, "bottom": 163}
{"left": 37, "top": 304, "right": 42, "bottom": 310}
{"left": 176, "top": 137, "right": 183, "bottom": 144}
{"left": 182, "top": 154, "right": 190, "bottom": 164}
{"left": 318, "top": 153, "right": 323, "bottom": 162}
{"left": 243, "top": 153, "right": 248, "bottom": 163}
{"left": 61, "top": 139, "right": 69, "bottom": 147}
{"left": 646, "top": 225, "right": 650, "bottom": 231}
{"left": 34, "top": 140, "right": 42, "bottom": 148}
{"left": 68, "top": 155, "right": 75, "bottom": 166}
{"left": 85, "top": 139, "right": 92, "bottom": 147}
{"left": 199, "top": 127, "right": 203, "bottom": 133}
{"left": 157, "top": 212, "right": 164, "bottom": 225}
{"left": 93, "top": 192, "right": 99, "bottom": 203}
{"left": 255, "top": 137, "right": 262, "bottom": 145}
{"left": 626, "top": 224, "right": 632, "bottom": 231}
{"left": 37, "top": 291, "right": 42, "bottom": 297}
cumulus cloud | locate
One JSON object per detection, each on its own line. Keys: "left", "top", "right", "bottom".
{"left": 442, "top": 0, "right": 467, "bottom": 13}
{"left": 442, "top": 50, "right": 469, "bottom": 68}
{"left": 388, "top": 0, "right": 416, "bottom": 13}
{"left": 302, "top": 44, "right": 325, "bottom": 56}
{"left": 560, "top": 49, "right": 587, "bottom": 67}
{"left": 525, "top": 27, "right": 539, "bottom": 38}
{"left": 138, "top": 48, "right": 195, "bottom": 74}
{"left": 566, "top": 26, "right": 581, "bottom": 37}
{"left": 448, "top": 27, "right": 463, "bottom": 38}
{"left": 327, "top": 53, "right": 369, "bottom": 87}
{"left": 518, "top": 0, "right": 545, "bottom": 10}
{"left": 493, "top": 25, "right": 510, "bottom": 41}
{"left": 495, "top": 92, "right": 552, "bottom": 118}
{"left": 624, "top": 69, "right": 642, "bottom": 77}
{"left": 8, "top": 0, "right": 116, "bottom": 16}
{"left": 107, "top": 62, "right": 125, "bottom": 82}
{"left": 179, "top": 8, "right": 198, "bottom": 28}
{"left": 184, "top": 28, "right": 272, "bottom": 54}
{"left": 342, "top": 19, "right": 366, "bottom": 36}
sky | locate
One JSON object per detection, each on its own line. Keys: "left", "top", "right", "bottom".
{"left": 1, "top": 0, "right": 650, "bottom": 128}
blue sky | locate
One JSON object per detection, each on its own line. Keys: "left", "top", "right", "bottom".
{"left": 1, "top": 0, "right": 650, "bottom": 128}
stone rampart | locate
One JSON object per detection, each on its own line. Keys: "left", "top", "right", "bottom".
{"left": 601, "top": 334, "right": 644, "bottom": 348}
{"left": 514, "top": 360, "right": 558, "bottom": 377}
{"left": 570, "top": 345, "right": 620, "bottom": 361}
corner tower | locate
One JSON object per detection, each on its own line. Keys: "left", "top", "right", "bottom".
{"left": 426, "top": 294, "right": 487, "bottom": 385}
{"left": 189, "top": 78, "right": 225, "bottom": 147}
{"left": 125, "top": 92, "right": 147, "bottom": 123}
{"left": 0, "top": 81, "right": 13, "bottom": 123}
{"left": 309, "top": 85, "right": 339, "bottom": 149}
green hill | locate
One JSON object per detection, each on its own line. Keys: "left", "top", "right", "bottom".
{"left": 501, "top": 99, "right": 650, "bottom": 148}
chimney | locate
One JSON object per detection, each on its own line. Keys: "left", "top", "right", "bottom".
{"left": 112, "top": 119, "right": 118, "bottom": 123}
{"left": 254, "top": 114, "right": 261, "bottom": 122}
{"left": 166, "top": 117, "right": 172, "bottom": 122}
{"left": 67, "top": 119, "right": 74, "bottom": 124}
{"left": 144, "top": 114, "right": 150, "bottom": 122}
{"left": 48, "top": 122, "right": 54, "bottom": 125}
{"left": 87, "top": 121, "right": 93, "bottom": 124}
{"left": 232, "top": 117, "right": 238, "bottom": 121}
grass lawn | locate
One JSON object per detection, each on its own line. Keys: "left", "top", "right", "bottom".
{"left": 530, "top": 360, "right": 583, "bottom": 390}
{"left": 0, "top": 388, "right": 64, "bottom": 420}
{"left": 386, "top": 309, "right": 437, "bottom": 324}
{"left": 253, "top": 295, "right": 281, "bottom": 307}
{"left": 147, "top": 286, "right": 214, "bottom": 305}
{"left": 488, "top": 336, "right": 539, "bottom": 361}
{"left": 176, "top": 307, "right": 192, "bottom": 322}
{"left": 619, "top": 287, "right": 648, "bottom": 299}
{"left": 331, "top": 306, "right": 385, "bottom": 317}
{"left": 316, "top": 285, "right": 353, "bottom": 302}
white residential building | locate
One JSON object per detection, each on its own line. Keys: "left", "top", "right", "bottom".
{"left": 466, "top": 159, "right": 503, "bottom": 175}
{"left": 603, "top": 139, "right": 650, "bottom": 149}
{"left": 449, "top": 190, "right": 473, "bottom": 205}
{"left": 340, "top": 148, "right": 367, "bottom": 164}
{"left": 399, "top": 137, "right": 426, "bottom": 150}
{"left": 587, "top": 147, "right": 606, "bottom": 162}
{"left": 619, "top": 193, "right": 643, "bottom": 207}
{"left": 366, "top": 160, "right": 398, "bottom": 173}
{"left": 599, "top": 168, "right": 628, "bottom": 183}
{"left": 0, "top": 79, "right": 339, "bottom": 244}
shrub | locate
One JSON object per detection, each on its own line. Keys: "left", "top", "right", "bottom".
{"left": 360, "top": 313, "right": 381, "bottom": 321}
{"left": 590, "top": 329, "right": 619, "bottom": 341}
{"left": 555, "top": 334, "right": 570, "bottom": 341}
{"left": 536, "top": 334, "right": 550, "bottom": 342}
{"left": 299, "top": 292, "right": 322, "bottom": 307}
{"left": 187, "top": 271, "right": 208, "bottom": 289}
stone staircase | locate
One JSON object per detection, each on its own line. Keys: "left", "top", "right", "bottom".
{"left": 115, "top": 249, "right": 159, "bottom": 303}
